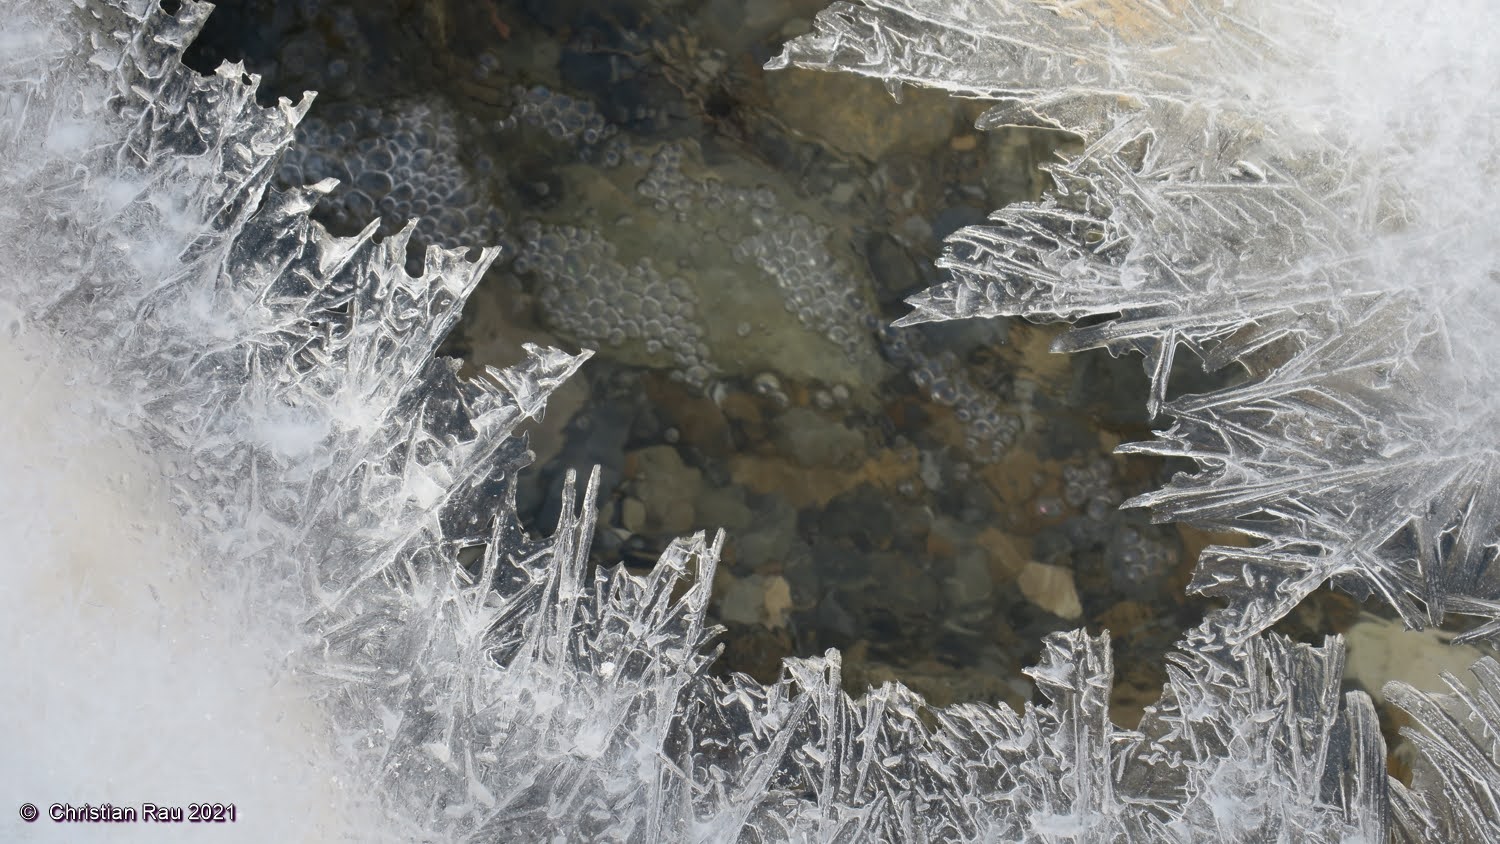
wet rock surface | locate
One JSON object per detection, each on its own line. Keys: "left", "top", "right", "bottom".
{"left": 189, "top": 0, "right": 1377, "bottom": 722}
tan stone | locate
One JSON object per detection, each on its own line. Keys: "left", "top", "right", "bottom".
{"left": 1344, "top": 613, "right": 1488, "bottom": 704}
{"left": 1017, "top": 561, "right": 1083, "bottom": 620}
{"left": 949, "top": 134, "right": 978, "bottom": 152}
{"left": 1096, "top": 429, "right": 1122, "bottom": 454}
{"left": 1175, "top": 524, "right": 1250, "bottom": 594}
{"left": 762, "top": 576, "right": 792, "bottom": 629}
{"left": 717, "top": 573, "right": 759, "bottom": 626}
{"left": 718, "top": 573, "right": 793, "bottom": 629}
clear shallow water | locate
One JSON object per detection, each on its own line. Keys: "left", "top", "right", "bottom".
{"left": 185, "top": 0, "right": 1363, "bottom": 725}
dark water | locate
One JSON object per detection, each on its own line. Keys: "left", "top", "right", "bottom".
{"left": 182, "top": 0, "right": 1361, "bottom": 725}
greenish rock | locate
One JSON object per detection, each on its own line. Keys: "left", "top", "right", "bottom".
{"left": 628, "top": 445, "right": 702, "bottom": 535}
{"left": 718, "top": 574, "right": 763, "bottom": 626}
{"left": 857, "top": 551, "right": 941, "bottom": 622}
{"left": 771, "top": 407, "right": 865, "bottom": 469}
{"left": 620, "top": 497, "right": 647, "bottom": 534}
{"left": 944, "top": 547, "right": 994, "bottom": 608}
{"left": 736, "top": 494, "right": 798, "bottom": 568}
{"left": 541, "top": 144, "right": 885, "bottom": 393}
{"left": 694, "top": 483, "right": 754, "bottom": 533}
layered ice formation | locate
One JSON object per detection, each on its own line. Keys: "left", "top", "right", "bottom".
{"left": 4, "top": 1, "right": 1500, "bottom": 842}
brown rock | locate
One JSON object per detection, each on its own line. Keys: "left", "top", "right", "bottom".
{"left": 641, "top": 376, "right": 733, "bottom": 455}
{"left": 718, "top": 391, "right": 767, "bottom": 442}
{"left": 925, "top": 531, "right": 956, "bottom": 558}
{"left": 977, "top": 527, "right": 1030, "bottom": 581}
{"left": 765, "top": 70, "right": 959, "bottom": 161}
{"left": 718, "top": 624, "right": 794, "bottom": 685}
{"left": 979, "top": 449, "right": 1053, "bottom": 515}
{"left": 1174, "top": 524, "right": 1249, "bottom": 595}
{"left": 1095, "top": 601, "right": 1152, "bottom": 637}
{"left": 1003, "top": 321, "right": 1074, "bottom": 385}
{"left": 729, "top": 448, "right": 917, "bottom": 510}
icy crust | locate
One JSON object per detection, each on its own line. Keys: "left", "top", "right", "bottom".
{"left": 2, "top": 0, "right": 576, "bottom": 837}
{"left": 773, "top": 0, "right": 1500, "bottom": 645}
{"left": 1386, "top": 658, "right": 1500, "bottom": 843}
{"left": 765, "top": 0, "right": 1297, "bottom": 135}
{"left": 678, "top": 625, "right": 1389, "bottom": 842}
{"left": 4, "top": 1, "right": 1494, "bottom": 841}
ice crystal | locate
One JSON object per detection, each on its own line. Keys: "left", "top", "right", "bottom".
{"left": 5, "top": 0, "right": 1499, "bottom": 841}
{"left": 773, "top": 0, "right": 1500, "bottom": 643}
{"left": 1386, "top": 658, "right": 1500, "bottom": 842}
